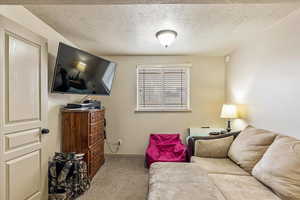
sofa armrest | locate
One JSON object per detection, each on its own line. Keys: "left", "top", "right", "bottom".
{"left": 187, "top": 131, "right": 240, "bottom": 161}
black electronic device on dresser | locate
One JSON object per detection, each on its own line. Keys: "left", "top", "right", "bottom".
{"left": 64, "top": 100, "right": 101, "bottom": 109}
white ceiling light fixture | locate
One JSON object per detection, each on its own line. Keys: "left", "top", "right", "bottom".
{"left": 156, "top": 30, "right": 178, "bottom": 48}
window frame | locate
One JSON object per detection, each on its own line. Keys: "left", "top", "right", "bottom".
{"left": 136, "top": 64, "right": 191, "bottom": 112}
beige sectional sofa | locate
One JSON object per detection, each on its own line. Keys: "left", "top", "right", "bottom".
{"left": 148, "top": 126, "right": 300, "bottom": 200}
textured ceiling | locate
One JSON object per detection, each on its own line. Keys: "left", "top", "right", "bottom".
{"left": 2, "top": 0, "right": 299, "bottom": 4}
{"left": 26, "top": 4, "right": 300, "bottom": 56}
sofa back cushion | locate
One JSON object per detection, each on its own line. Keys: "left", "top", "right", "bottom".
{"left": 252, "top": 135, "right": 300, "bottom": 200}
{"left": 228, "top": 126, "right": 277, "bottom": 173}
{"left": 194, "top": 135, "right": 234, "bottom": 158}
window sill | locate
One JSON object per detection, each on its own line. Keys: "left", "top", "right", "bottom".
{"left": 135, "top": 109, "right": 192, "bottom": 113}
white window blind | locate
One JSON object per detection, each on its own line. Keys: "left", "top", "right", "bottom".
{"left": 136, "top": 65, "right": 190, "bottom": 111}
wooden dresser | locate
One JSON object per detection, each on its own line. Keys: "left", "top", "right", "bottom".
{"left": 61, "top": 108, "right": 105, "bottom": 179}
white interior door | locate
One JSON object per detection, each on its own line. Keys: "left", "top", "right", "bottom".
{"left": 0, "top": 16, "right": 48, "bottom": 200}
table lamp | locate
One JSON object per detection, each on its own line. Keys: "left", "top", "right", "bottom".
{"left": 220, "top": 104, "right": 238, "bottom": 132}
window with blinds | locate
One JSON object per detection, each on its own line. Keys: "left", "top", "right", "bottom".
{"left": 136, "top": 65, "right": 190, "bottom": 111}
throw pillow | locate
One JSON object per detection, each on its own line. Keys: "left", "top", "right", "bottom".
{"left": 252, "top": 135, "right": 300, "bottom": 200}
{"left": 194, "top": 135, "right": 234, "bottom": 158}
{"left": 228, "top": 125, "right": 277, "bottom": 173}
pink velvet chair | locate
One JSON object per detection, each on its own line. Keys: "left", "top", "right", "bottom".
{"left": 145, "top": 133, "right": 187, "bottom": 168}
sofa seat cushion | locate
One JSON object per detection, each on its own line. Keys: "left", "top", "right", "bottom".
{"left": 148, "top": 162, "right": 222, "bottom": 200}
{"left": 228, "top": 125, "right": 277, "bottom": 173}
{"left": 194, "top": 135, "right": 234, "bottom": 158}
{"left": 252, "top": 135, "right": 300, "bottom": 200}
{"left": 191, "top": 156, "right": 249, "bottom": 176}
{"left": 209, "top": 174, "right": 281, "bottom": 200}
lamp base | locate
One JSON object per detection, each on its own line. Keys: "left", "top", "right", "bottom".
{"left": 226, "top": 120, "right": 232, "bottom": 132}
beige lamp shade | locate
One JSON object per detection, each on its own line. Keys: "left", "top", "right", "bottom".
{"left": 220, "top": 104, "right": 238, "bottom": 119}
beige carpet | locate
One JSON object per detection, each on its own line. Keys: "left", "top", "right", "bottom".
{"left": 78, "top": 156, "right": 148, "bottom": 200}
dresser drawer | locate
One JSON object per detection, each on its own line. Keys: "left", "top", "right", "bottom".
{"left": 89, "top": 111, "right": 104, "bottom": 124}
{"left": 88, "top": 123, "right": 104, "bottom": 146}
{"left": 89, "top": 111, "right": 100, "bottom": 123}
{"left": 88, "top": 141, "right": 104, "bottom": 178}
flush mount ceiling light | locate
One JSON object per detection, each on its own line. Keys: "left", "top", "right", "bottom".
{"left": 156, "top": 30, "right": 178, "bottom": 48}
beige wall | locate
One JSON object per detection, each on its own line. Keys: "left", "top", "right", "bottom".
{"left": 98, "top": 56, "right": 226, "bottom": 155}
{"left": 226, "top": 9, "right": 300, "bottom": 139}
{"left": 0, "top": 6, "right": 226, "bottom": 156}
{"left": 0, "top": 6, "right": 78, "bottom": 158}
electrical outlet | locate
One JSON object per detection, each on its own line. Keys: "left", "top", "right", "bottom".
{"left": 117, "top": 139, "right": 123, "bottom": 146}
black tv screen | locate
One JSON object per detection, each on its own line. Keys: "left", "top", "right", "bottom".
{"left": 51, "top": 43, "right": 117, "bottom": 95}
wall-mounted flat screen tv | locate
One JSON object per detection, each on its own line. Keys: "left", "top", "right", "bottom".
{"left": 51, "top": 43, "right": 117, "bottom": 96}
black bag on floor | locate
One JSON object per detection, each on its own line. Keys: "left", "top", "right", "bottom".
{"left": 48, "top": 152, "right": 90, "bottom": 200}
